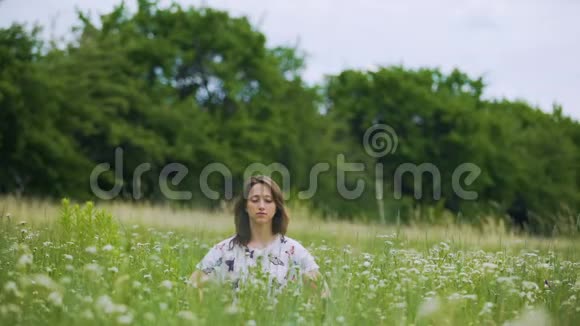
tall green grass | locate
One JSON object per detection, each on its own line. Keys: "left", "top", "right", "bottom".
{"left": 0, "top": 198, "right": 578, "bottom": 325}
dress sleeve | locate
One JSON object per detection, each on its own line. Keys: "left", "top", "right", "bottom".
{"left": 295, "top": 243, "right": 319, "bottom": 274}
{"left": 196, "top": 243, "right": 225, "bottom": 275}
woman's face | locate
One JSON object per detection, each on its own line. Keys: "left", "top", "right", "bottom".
{"left": 246, "top": 183, "right": 277, "bottom": 225}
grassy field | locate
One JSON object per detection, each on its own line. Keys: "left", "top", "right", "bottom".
{"left": 0, "top": 196, "right": 579, "bottom": 325}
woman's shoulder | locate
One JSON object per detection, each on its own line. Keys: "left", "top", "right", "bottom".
{"left": 211, "top": 235, "right": 238, "bottom": 252}
{"left": 279, "top": 234, "right": 310, "bottom": 251}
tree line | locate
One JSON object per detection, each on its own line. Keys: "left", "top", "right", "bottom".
{"left": 1, "top": 1, "right": 578, "bottom": 234}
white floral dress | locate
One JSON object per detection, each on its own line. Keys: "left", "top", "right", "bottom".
{"left": 196, "top": 234, "right": 319, "bottom": 287}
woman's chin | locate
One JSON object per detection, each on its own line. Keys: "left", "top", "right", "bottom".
{"left": 252, "top": 216, "right": 272, "bottom": 224}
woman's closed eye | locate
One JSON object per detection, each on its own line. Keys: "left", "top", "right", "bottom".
{"left": 250, "top": 196, "right": 273, "bottom": 203}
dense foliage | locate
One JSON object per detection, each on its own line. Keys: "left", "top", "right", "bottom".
{"left": 1, "top": 1, "right": 578, "bottom": 234}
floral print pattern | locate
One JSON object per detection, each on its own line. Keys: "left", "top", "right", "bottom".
{"left": 196, "top": 234, "right": 318, "bottom": 286}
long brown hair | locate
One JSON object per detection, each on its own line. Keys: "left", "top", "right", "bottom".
{"left": 231, "top": 175, "right": 289, "bottom": 247}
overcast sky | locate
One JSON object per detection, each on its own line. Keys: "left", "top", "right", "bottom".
{"left": 1, "top": 0, "right": 579, "bottom": 119}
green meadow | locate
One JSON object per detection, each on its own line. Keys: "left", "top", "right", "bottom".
{"left": 1, "top": 197, "right": 578, "bottom": 325}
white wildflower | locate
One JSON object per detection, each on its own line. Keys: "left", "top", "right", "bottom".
{"left": 117, "top": 313, "right": 133, "bottom": 325}
{"left": 482, "top": 263, "right": 498, "bottom": 269}
{"left": 177, "top": 311, "right": 196, "bottom": 321}
{"left": 522, "top": 281, "right": 539, "bottom": 291}
{"left": 563, "top": 295, "right": 577, "bottom": 306}
{"left": 84, "top": 263, "right": 103, "bottom": 275}
{"left": 448, "top": 293, "right": 462, "bottom": 301}
{"left": 96, "top": 295, "right": 115, "bottom": 314}
{"left": 479, "top": 302, "right": 494, "bottom": 316}
{"left": 524, "top": 253, "right": 538, "bottom": 258}
{"left": 160, "top": 280, "right": 173, "bottom": 290}
{"left": 504, "top": 307, "right": 551, "bottom": 326}
{"left": 32, "top": 274, "right": 58, "bottom": 290}
{"left": 47, "top": 291, "right": 63, "bottom": 306}
{"left": 85, "top": 246, "right": 97, "bottom": 254}
{"left": 17, "top": 253, "right": 33, "bottom": 268}
{"left": 417, "top": 297, "right": 440, "bottom": 318}
{"left": 4, "top": 281, "right": 22, "bottom": 297}
{"left": 96, "top": 295, "right": 127, "bottom": 314}
{"left": 537, "top": 263, "right": 552, "bottom": 270}
{"left": 497, "top": 276, "right": 517, "bottom": 284}
{"left": 463, "top": 294, "right": 478, "bottom": 300}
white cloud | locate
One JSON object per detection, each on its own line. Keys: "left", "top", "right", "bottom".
{"left": 1, "top": 0, "right": 578, "bottom": 118}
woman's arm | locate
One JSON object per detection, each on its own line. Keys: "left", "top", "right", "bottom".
{"left": 291, "top": 241, "right": 330, "bottom": 297}
{"left": 189, "top": 270, "right": 210, "bottom": 301}
{"left": 190, "top": 240, "right": 227, "bottom": 300}
{"left": 303, "top": 269, "right": 331, "bottom": 298}
{"left": 189, "top": 270, "right": 210, "bottom": 287}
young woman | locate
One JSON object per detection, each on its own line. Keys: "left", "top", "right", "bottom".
{"left": 190, "top": 175, "right": 321, "bottom": 290}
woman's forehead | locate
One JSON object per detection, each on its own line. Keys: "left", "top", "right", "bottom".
{"left": 248, "top": 183, "right": 273, "bottom": 196}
